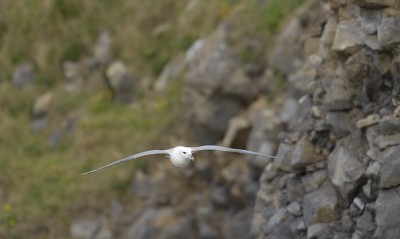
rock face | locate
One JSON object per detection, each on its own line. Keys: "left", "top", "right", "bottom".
{"left": 106, "top": 61, "right": 135, "bottom": 104}
{"left": 182, "top": 25, "right": 258, "bottom": 144}
{"left": 251, "top": 0, "right": 400, "bottom": 238}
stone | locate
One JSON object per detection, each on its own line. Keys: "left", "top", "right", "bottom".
{"left": 379, "top": 145, "right": 400, "bottom": 188}
{"left": 32, "top": 92, "right": 53, "bottom": 118}
{"left": 70, "top": 219, "right": 99, "bottom": 239}
{"left": 366, "top": 161, "right": 380, "bottom": 178}
{"left": 327, "top": 132, "right": 367, "bottom": 199}
{"left": 94, "top": 31, "right": 112, "bottom": 65}
{"left": 287, "top": 201, "right": 302, "bottom": 216}
{"left": 301, "top": 170, "right": 328, "bottom": 192}
{"left": 352, "top": 197, "right": 365, "bottom": 211}
{"left": 303, "top": 183, "right": 340, "bottom": 225}
{"left": 378, "top": 116, "right": 400, "bottom": 135}
{"left": 376, "top": 187, "right": 400, "bottom": 239}
{"left": 320, "top": 16, "right": 337, "bottom": 57}
{"left": 377, "top": 14, "right": 400, "bottom": 47}
{"left": 106, "top": 61, "right": 135, "bottom": 104}
{"left": 356, "top": 114, "right": 380, "bottom": 129}
{"left": 12, "top": 62, "right": 36, "bottom": 88}
{"left": 291, "top": 135, "right": 320, "bottom": 169}
{"left": 127, "top": 208, "right": 158, "bottom": 239}
{"left": 360, "top": 8, "right": 381, "bottom": 35}
{"left": 288, "top": 63, "right": 317, "bottom": 93}
{"left": 269, "top": 18, "right": 303, "bottom": 75}
{"left": 356, "top": 211, "right": 374, "bottom": 233}
{"left": 375, "top": 134, "right": 400, "bottom": 149}
{"left": 275, "top": 143, "right": 295, "bottom": 172}
{"left": 280, "top": 98, "right": 300, "bottom": 123}
{"left": 266, "top": 208, "right": 287, "bottom": 231}
{"left": 324, "top": 79, "right": 353, "bottom": 111}
{"left": 307, "top": 223, "right": 328, "bottom": 239}
{"left": 332, "top": 19, "right": 362, "bottom": 53}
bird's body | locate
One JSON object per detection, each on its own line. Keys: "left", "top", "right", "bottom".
{"left": 79, "top": 145, "right": 278, "bottom": 176}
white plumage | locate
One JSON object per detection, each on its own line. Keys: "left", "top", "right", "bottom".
{"left": 79, "top": 145, "right": 278, "bottom": 176}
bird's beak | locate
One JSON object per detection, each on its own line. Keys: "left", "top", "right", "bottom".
{"left": 190, "top": 155, "right": 194, "bottom": 161}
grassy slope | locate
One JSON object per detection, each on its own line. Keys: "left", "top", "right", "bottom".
{"left": 0, "top": 0, "right": 304, "bottom": 238}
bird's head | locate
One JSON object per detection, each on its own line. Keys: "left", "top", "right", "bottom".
{"left": 170, "top": 146, "right": 194, "bottom": 167}
{"left": 179, "top": 147, "right": 194, "bottom": 161}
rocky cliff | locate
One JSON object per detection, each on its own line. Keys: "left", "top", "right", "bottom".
{"left": 250, "top": 0, "right": 400, "bottom": 238}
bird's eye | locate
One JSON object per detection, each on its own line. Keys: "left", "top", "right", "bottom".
{"left": 183, "top": 152, "right": 187, "bottom": 154}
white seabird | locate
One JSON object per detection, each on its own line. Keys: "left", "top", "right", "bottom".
{"left": 79, "top": 145, "right": 278, "bottom": 176}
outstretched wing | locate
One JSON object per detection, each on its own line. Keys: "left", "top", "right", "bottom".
{"left": 78, "top": 149, "right": 169, "bottom": 176}
{"left": 190, "top": 145, "right": 279, "bottom": 159}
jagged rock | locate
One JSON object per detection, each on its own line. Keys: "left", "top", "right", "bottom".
{"left": 301, "top": 169, "right": 328, "bottom": 193}
{"left": 303, "top": 183, "right": 340, "bottom": 225}
{"left": 183, "top": 26, "right": 258, "bottom": 144}
{"left": 376, "top": 187, "right": 400, "bottom": 239}
{"left": 70, "top": 219, "right": 99, "bottom": 239}
{"left": 320, "top": 16, "right": 338, "bottom": 57}
{"left": 94, "top": 31, "right": 112, "bottom": 65}
{"left": 287, "top": 201, "right": 302, "bottom": 216}
{"left": 327, "top": 132, "right": 367, "bottom": 199}
{"left": 360, "top": 8, "right": 380, "bottom": 35}
{"left": 288, "top": 63, "right": 317, "bottom": 94}
{"left": 366, "top": 161, "right": 380, "bottom": 178}
{"left": 378, "top": 116, "right": 400, "bottom": 135}
{"left": 307, "top": 223, "right": 328, "bottom": 239}
{"left": 291, "top": 135, "right": 320, "bottom": 169}
{"left": 270, "top": 17, "right": 303, "bottom": 75}
{"left": 357, "top": 210, "right": 375, "bottom": 233}
{"left": 266, "top": 208, "right": 287, "bottom": 232}
{"left": 332, "top": 19, "right": 362, "bottom": 53}
{"left": 356, "top": 113, "right": 380, "bottom": 129}
{"left": 280, "top": 98, "right": 300, "bottom": 123}
{"left": 379, "top": 145, "right": 400, "bottom": 188}
{"left": 154, "top": 55, "right": 186, "bottom": 92}
{"left": 375, "top": 133, "right": 400, "bottom": 149}
{"left": 352, "top": 197, "right": 365, "bottom": 210}
{"left": 324, "top": 78, "right": 354, "bottom": 111}
{"left": 12, "top": 62, "right": 36, "bottom": 88}
{"left": 106, "top": 61, "right": 135, "bottom": 104}
{"left": 275, "top": 143, "right": 295, "bottom": 172}
{"left": 377, "top": 13, "right": 400, "bottom": 47}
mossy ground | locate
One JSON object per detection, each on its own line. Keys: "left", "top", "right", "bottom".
{"left": 0, "top": 0, "right": 304, "bottom": 238}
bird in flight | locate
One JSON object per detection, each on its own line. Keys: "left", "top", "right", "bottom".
{"left": 78, "top": 145, "right": 279, "bottom": 176}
